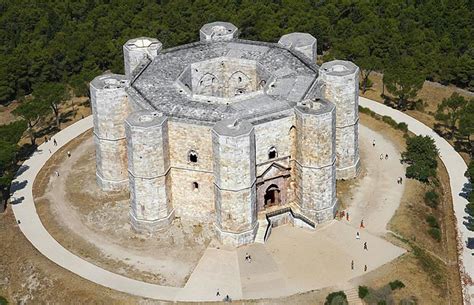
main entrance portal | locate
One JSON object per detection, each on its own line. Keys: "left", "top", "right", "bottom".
{"left": 264, "top": 184, "right": 281, "bottom": 208}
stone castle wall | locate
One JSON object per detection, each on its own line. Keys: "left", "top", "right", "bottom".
{"left": 90, "top": 74, "right": 130, "bottom": 191}
{"left": 90, "top": 22, "right": 360, "bottom": 247}
{"left": 294, "top": 102, "right": 337, "bottom": 222}
{"left": 319, "top": 60, "right": 360, "bottom": 179}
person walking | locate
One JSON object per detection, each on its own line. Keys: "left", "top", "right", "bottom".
{"left": 372, "top": 139, "right": 375, "bottom": 147}
{"left": 360, "top": 219, "right": 365, "bottom": 229}
{"left": 351, "top": 260, "right": 354, "bottom": 270}
{"left": 380, "top": 154, "right": 383, "bottom": 160}
{"left": 364, "top": 242, "right": 368, "bottom": 250}
{"left": 53, "top": 139, "right": 57, "bottom": 146}
{"left": 385, "top": 154, "right": 388, "bottom": 160}
{"left": 67, "top": 151, "right": 71, "bottom": 158}
{"left": 216, "top": 289, "right": 220, "bottom": 297}
{"left": 364, "top": 264, "right": 367, "bottom": 272}
{"left": 346, "top": 211, "right": 350, "bottom": 221}
{"left": 356, "top": 232, "right": 360, "bottom": 239}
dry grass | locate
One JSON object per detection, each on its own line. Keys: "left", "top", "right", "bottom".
{"left": 362, "top": 72, "right": 473, "bottom": 162}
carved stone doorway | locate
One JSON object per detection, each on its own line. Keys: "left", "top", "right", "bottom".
{"left": 264, "top": 184, "right": 281, "bottom": 208}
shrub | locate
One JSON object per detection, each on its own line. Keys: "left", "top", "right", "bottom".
{"left": 429, "top": 227, "right": 442, "bottom": 242}
{"left": 358, "top": 286, "right": 369, "bottom": 299}
{"left": 324, "top": 291, "right": 348, "bottom": 305}
{"left": 424, "top": 190, "right": 440, "bottom": 208}
{"left": 397, "top": 122, "right": 409, "bottom": 133}
{"left": 402, "top": 135, "right": 439, "bottom": 182}
{"left": 389, "top": 280, "right": 406, "bottom": 290}
{"left": 0, "top": 296, "right": 7, "bottom": 305}
{"left": 382, "top": 115, "right": 398, "bottom": 128}
{"left": 426, "top": 215, "right": 440, "bottom": 228}
{"left": 377, "top": 301, "right": 387, "bottom": 305}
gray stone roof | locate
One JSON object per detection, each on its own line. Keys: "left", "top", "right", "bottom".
{"left": 129, "top": 39, "right": 327, "bottom": 126}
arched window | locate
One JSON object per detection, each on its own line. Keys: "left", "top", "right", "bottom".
{"left": 268, "top": 147, "right": 277, "bottom": 159}
{"left": 192, "top": 182, "right": 199, "bottom": 191}
{"left": 188, "top": 150, "right": 198, "bottom": 163}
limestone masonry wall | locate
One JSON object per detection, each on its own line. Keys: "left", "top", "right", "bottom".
{"left": 319, "top": 60, "right": 360, "bottom": 179}
{"left": 90, "top": 74, "right": 130, "bottom": 191}
{"left": 125, "top": 112, "right": 173, "bottom": 232}
{"left": 294, "top": 101, "right": 337, "bottom": 223}
{"left": 90, "top": 21, "right": 360, "bottom": 247}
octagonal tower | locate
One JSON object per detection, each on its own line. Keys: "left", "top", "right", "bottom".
{"left": 123, "top": 37, "right": 162, "bottom": 77}
{"left": 279, "top": 32, "right": 317, "bottom": 63}
{"left": 90, "top": 74, "right": 130, "bottom": 191}
{"left": 125, "top": 111, "right": 174, "bottom": 232}
{"left": 212, "top": 118, "right": 258, "bottom": 246}
{"left": 319, "top": 60, "right": 360, "bottom": 179}
{"left": 294, "top": 99, "right": 337, "bottom": 222}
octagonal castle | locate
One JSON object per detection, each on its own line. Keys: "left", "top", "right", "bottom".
{"left": 91, "top": 22, "right": 360, "bottom": 247}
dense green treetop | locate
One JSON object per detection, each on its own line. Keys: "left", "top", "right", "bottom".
{"left": 0, "top": 0, "right": 472, "bottom": 105}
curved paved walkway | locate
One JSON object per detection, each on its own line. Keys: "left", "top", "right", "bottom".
{"left": 10, "top": 98, "right": 473, "bottom": 303}
{"left": 359, "top": 97, "right": 473, "bottom": 304}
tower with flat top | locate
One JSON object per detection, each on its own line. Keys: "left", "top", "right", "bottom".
{"left": 91, "top": 21, "right": 360, "bottom": 247}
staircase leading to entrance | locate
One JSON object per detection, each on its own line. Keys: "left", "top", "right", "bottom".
{"left": 344, "top": 288, "right": 363, "bottom": 305}
{"left": 254, "top": 218, "right": 269, "bottom": 243}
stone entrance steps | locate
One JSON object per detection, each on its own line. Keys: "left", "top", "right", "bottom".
{"left": 344, "top": 288, "right": 363, "bottom": 305}
{"left": 254, "top": 218, "right": 269, "bottom": 244}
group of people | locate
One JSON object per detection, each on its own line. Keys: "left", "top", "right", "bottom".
{"left": 374, "top": 139, "right": 389, "bottom": 160}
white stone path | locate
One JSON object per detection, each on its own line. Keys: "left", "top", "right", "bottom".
{"left": 359, "top": 97, "right": 473, "bottom": 305}
{"left": 9, "top": 98, "right": 473, "bottom": 303}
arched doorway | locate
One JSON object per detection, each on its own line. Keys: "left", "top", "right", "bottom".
{"left": 264, "top": 184, "right": 281, "bottom": 208}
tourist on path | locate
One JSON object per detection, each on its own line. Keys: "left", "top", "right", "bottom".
{"left": 67, "top": 151, "right": 71, "bottom": 158}
{"left": 216, "top": 289, "right": 220, "bottom": 297}
{"left": 360, "top": 219, "right": 365, "bottom": 229}
{"left": 364, "top": 242, "right": 368, "bottom": 250}
{"left": 356, "top": 232, "right": 360, "bottom": 239}
{"left": 380, "top": 154, "right": 383, "bottom": 160}
{"left": 364, "top": 264, "right": 367, "bottom": 272}
{"left": 346, "top": 211, "right": 349, "bottom": 221}
{"left": 351, "top": 260, "right": 354, "bottom": 270}
{"left": 53, "top": 139, "right": 57, "bottom": 146}
{"left": 372, "top": 139, "right": 375, "bottom": 147}
{"left": 385, "top": 154, "right": 388, "bottom": 160}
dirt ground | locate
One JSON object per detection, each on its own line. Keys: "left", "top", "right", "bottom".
{"left": 34, "top": 130, "right": 214, "bottom": 287}
{"left": 0, "top": 108, "right": 462, "bottom": 304}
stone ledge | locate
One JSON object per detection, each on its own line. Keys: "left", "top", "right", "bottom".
{"left": 215, "top": 222, "right": 258, "bottom": 247}
{"left": 336, "top": 158, "right": 361, "bottom": 180}
{"left": 96, "top": 172, "right": 128, "bottom": 191}
{"left": 129, "top": 209, "right": 175, "bottom": 233}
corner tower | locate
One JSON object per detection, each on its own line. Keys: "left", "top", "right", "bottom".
{"left": 212, "top": 118, "right": 257, "bottom": 246}
{"left": 90, "top": 74, "right": 130, "bottom": 191}
{"left": 125, "top": 111, "right": 174, "bottom": 233}
{"left": 123, "top": 37, "right": 162, "bottom": 77}
{"left": 278, "top": 32, "right": 317, "bottom": 63}
{"left": 319, "top": 60, "right": 360, "bottom": 179}
{"left": 294, "top": 99, "right": 337, "bottom": 223}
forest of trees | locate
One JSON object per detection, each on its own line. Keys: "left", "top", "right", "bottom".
{"left": 0, "top": 0, "right": 473, "bottom": 105}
